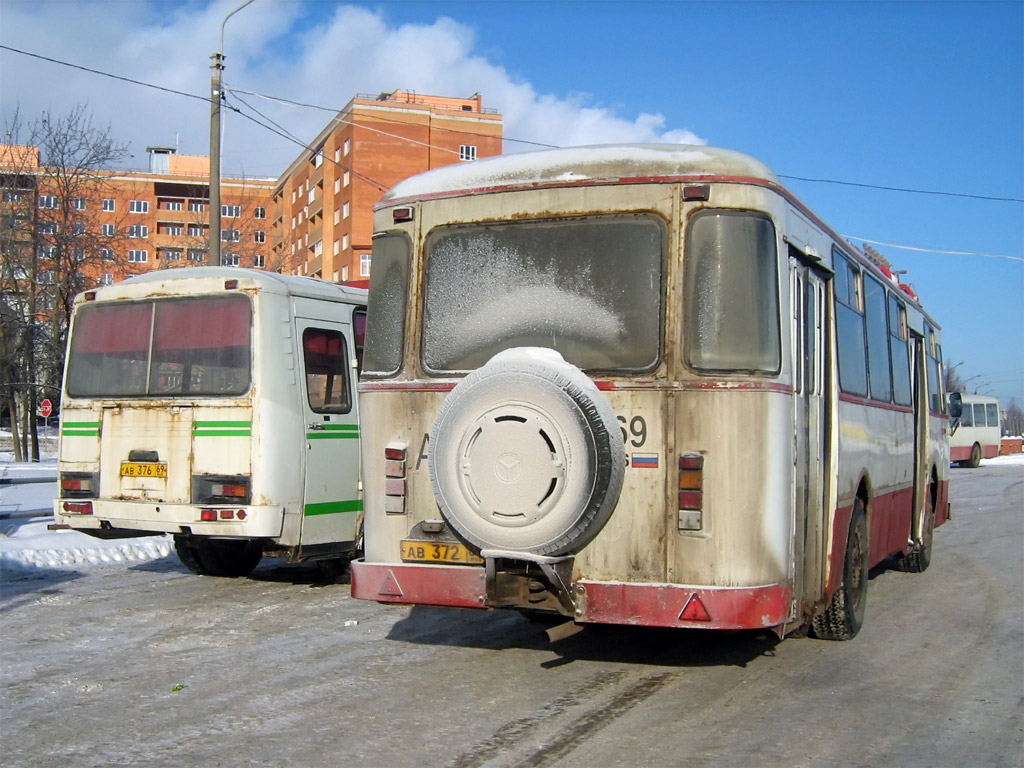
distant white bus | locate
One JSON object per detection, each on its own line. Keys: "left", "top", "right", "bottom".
{"left": 949, "top": 393, "right": 1001, "bottom": 468}
{"left": 53, "top": 268, "right": 367, "bottom": 577}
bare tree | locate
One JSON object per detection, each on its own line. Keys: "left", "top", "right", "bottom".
{"left": 1, "top": 105, "right": 130, "bottom": 460}
{"left": 944, "top": 363, "right": 965, "bottom": 395}
{"left": 1003, "top": 399, "right": 1023, "bottom": 438}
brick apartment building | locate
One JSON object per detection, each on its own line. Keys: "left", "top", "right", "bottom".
{"left": 0, "top": 143, "right": 273, "bottom": 303}
{"left": 271, "top": 90, "right": 503, "bottom": 282}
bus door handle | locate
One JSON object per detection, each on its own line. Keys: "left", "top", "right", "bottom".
{"left": 308, "top": 423, "right": 325, "bottom": 430}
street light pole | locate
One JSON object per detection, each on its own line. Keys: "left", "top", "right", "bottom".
{"left": 209, "top": 0, "right": 255, "bottom": 267}
{"left": 209, "top": 51, "right": 224, "bottom": 266}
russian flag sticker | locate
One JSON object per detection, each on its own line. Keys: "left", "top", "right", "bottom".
{"left": 631, "top": 453, "right": 659, "bottom": 469}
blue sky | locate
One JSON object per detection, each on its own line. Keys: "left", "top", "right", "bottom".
{"left": 2, "top": 0, "right": 1021, "bottom": 405}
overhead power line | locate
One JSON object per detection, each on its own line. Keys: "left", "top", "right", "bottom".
{"left": 0, "top": 44, "right": 207, "bottom": 103}
{"left": 780, "top": 174, "right": 1023, "bottom": 203}
{"left": 843, "top": 235, "right": 1023, "bottom": 263}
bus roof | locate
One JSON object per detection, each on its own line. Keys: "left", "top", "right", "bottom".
{"left": 379, "top": 144, "right": 778, "bottom": 205}
{"left": 85, "top": 267, "right": 367, "bottom": 306}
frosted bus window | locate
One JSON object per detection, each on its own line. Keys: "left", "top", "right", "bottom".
{"left": 685, "top": 211, "right": 780, "bottom": 373}
{"left": 421, "top": 215, "right": 664, "bottom": 373}
{"left": 363, "top": 233, "right": 410, "bottom": 377}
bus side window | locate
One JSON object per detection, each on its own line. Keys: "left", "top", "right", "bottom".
{"left": 353, "top": 308, "right": 366, "bottom": 373}
{"left": 302, "top": 327, "right": 351, "bottom": 414}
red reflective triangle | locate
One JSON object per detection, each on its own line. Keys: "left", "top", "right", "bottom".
{"left": 378, "top": 569, "right": 404, "bottom": 597}
{"left": 679, "top": 593, "right": 711, "bottom": 622}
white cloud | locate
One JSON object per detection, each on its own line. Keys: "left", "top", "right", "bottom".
{"left": 0, "top": 1, "right": 705, "bottom": 180}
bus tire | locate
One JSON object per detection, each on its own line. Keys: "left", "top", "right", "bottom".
{"left": 429, "top": 348, "right": 625, "bottom": 557}
{"left": 812, "top": 500, "right": 868, "bottom": 641}
{"left": 897, "top": 483, "right": 935, "bottom": 574}
{"left": 173, "top": 535, "right": 262, "bottom": 578}
{"left": 966, "top": 442, "right": 982, "bottom": 468}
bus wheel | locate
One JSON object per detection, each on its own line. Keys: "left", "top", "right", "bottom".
{"left": 173, "top": 535, "right": 262, "bottom": 578}
{"left": 812, "top": 500, "right": 868, "bottom": 641}
{"left": 430, "top": 347, "right": 625, "bottom": 557}
{"left": 967, "top": 442, "right": 983, "bottom": 468}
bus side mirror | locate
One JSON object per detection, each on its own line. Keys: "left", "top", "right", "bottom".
{"left": 947, "top": 392, "right": 963, "bottom": 419}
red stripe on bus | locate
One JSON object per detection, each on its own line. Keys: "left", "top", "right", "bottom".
{"left": 837, "top": 393, "right": 915, "bottom": 414}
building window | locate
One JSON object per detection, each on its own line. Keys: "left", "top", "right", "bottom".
{"left": 128, "top": 224, "right": 149, "bottom": 238}
{"left": 129, "top": 200, "right": 149, "bottom": 214}
{"left": 221, "top": 229, "right": 240, "bottom": 242}
{"left": 334, "top": 178, "right": 340, "bottom": 194}
{"left": 188, "top": 249, "right": 205, "bottom": 262}
{"left": 334, "top": 147, "right": 340, "bottom": 163}
{"left": 341, "top": 265, "right": 349, "bottom": 281}
{"left": 342, "top": 233, "right": 350, "bottom": 251}
{"left": 161, "top": 249, "right": 183, "bottom": 261}
{"left": 102, "top": 223, "right": 115, "bottom": 237}
{"left": 334, "top": 208, "right": 340, "bottom": 225}
{"left": 38, "top": 195, "right": 59, "bottom": 209}
{"left": 308, "top": 187, "right": 316, "bottom": 204}
{"left": 74, "top": 247, "right": 85, "bottom": 261}
{"left": 100, "top": 273, "right": 114, "bottom": 286}
{"left": 72, "top": 222, "right": 86, "bottom": 235}
{"left": 3, "top": 191, "right": 22, "bottom": 203}
{"left": 188, "top": 224, "right": 205, "bottom": 237}
{"left": 254, "top": 230, "right": 266, "bottom": 243}
{"left": 128, "top": 249, "right": 148, "bottom": 263}
{"left": 162, "top": 200, "right": 183, "bottom": 211}
{"left": 39, "top": 270, "right": 55, "bottom": 284}
{"left": 188, "top": 200, "right": 206, "bottom": 212}
{"left": 254, "top": 253, "right": 265, "bottom": 268}
{"left": 459, "top": 145, "right": 477, "bottom": 161}
{"left": 101, "top": 248, "right": 114, "bottom": 261}
{"left": 38, "top": 245, "right": 56, "bottom": 259}
{"left": 162, "top": 224, "right": 183, "bottom": 236}
{"left": 343, "top": 171, "right": 350, "bottom": 187}
{"left": 223, "top": 253, "right": 241, "bottom": 266}
{"left": 254, "top": 206, "right": 266, "bottom": 219}
{"left": 102, "top": 198, "right": 115, "bottom": 212}
{"left": 343, "top": 138, "right": 350, "bottom": 156}
{"left": 334, "top": 239, "right": 340, "bottom": 256}
{"left": 359, "top": 252, "right": 371, "bottom": 277}
{"left": 342, "top": 202, "right": 350, "bottom": 219}
{"left": 221, "top": 204, "right": 241, "bottom": 218}
{"left": 72, "top": 197, "right": 86, "bottom": 210}
{"left": 39, "top": 221, "right": 59, "bottom": 234}
{"left": 313, "top": 150, "right": 324, "bottom": 168}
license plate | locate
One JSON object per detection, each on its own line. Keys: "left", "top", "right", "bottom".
{"left": 120, "top": 462, "right": 168, "bottom": 478}
{"left": 401, "top": 539, "right": 483, "bottom": 566}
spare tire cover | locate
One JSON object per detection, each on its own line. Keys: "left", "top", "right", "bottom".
{"left": 429, "top": 348, "right": 625, "bottom": 556}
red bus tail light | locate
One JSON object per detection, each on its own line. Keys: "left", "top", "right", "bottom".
{"left": 678, "top": 453, "right": 704, "bottom": 531}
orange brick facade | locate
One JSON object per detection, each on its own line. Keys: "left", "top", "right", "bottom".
{"left": 271, "top": 90, "right": 503, "bottom": 282}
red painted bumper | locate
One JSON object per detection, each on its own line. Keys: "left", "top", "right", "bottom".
{"left": 350, "top": 559, "right": 791, "bottom": 630}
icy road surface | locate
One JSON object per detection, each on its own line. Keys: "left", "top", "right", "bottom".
{"left": 1, "top": 451, "right": 1021, "bottom": 768}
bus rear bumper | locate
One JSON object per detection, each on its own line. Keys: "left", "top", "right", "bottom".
{"left": 53, "top": 500, "right": 285, "bottom": 539}
{"left": 350, "top": 559, "right": 791, "bottom": 630}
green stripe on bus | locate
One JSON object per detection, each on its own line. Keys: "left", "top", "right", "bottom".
{"left": 304, "top": 499, "right": 363, "bottom": 516}
{"left": 194, "top": 421, "right": 251, "bottom": 437}
{"left": 194, "top": 421, "right": 251, "bottom": 428}
{"left": 62, "top": 422, "right": 101, "bottom": 436}
{"left": 306, "top": 431, "right": 360, "bottom": 440}
{"left": 195, "top": 430, "right": 252, "bottom": 437}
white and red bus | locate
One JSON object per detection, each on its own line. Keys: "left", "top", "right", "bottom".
{"left": 949, "top": 393, "right": 1001, "bottom": 468}
{"left": 351, "top": 144, "right": 956, "bottom": 640}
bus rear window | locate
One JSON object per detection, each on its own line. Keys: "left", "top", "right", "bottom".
{"left": 685, "top": 211, "right": 780, "bottom": 374}
{"left": 67, "top": 295, "right": 251, "bottom": 398}
{"left": 421, "top": 215, "right": 664, "bottom": 373}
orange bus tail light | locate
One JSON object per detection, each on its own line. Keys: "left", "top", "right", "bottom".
{"left": 678, "top": 453, "right": 704, "bottom": 531}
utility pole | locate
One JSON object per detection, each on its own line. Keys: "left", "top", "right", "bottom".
{"left": 209, "top": 0, "right": 255, "bottom": 267}
{"left": 209, "top": 51, "right": 224, "bottom": 266}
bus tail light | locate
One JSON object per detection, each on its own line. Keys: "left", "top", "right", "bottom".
{"left": 384, "top": 442, "right": 407, "bottom": 515}
{"left": 62, "top": 501, "right": 93, "bottom": 515}
{"left": 193, "top": 475, "right": 251, "bottom": 504}
{"left": 60, "top": 472, "right": 98, "bottom": 499}
{"left": 678, "top": 453, "right": 704, "bottom": 531}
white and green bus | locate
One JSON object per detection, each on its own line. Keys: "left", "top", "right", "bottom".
{"left": 53, "top": 267, "right": 366, "bottom": 577}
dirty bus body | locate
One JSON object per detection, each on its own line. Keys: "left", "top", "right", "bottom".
{"left": 351, "top": 144, "right": 953, "bottom": 639}
{"left": 948, "top": 393, "right": 1001, "bottom": 468}
{"left": 53, "top": 267, "right": 367, "bottom": 577}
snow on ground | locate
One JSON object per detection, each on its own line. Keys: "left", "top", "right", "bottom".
{"left": 1, "top": 428, "right": 172, "bottom": 581}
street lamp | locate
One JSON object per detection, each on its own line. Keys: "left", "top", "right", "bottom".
{"left": 209, "top": 0, "right": 256, "bottom": 267}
